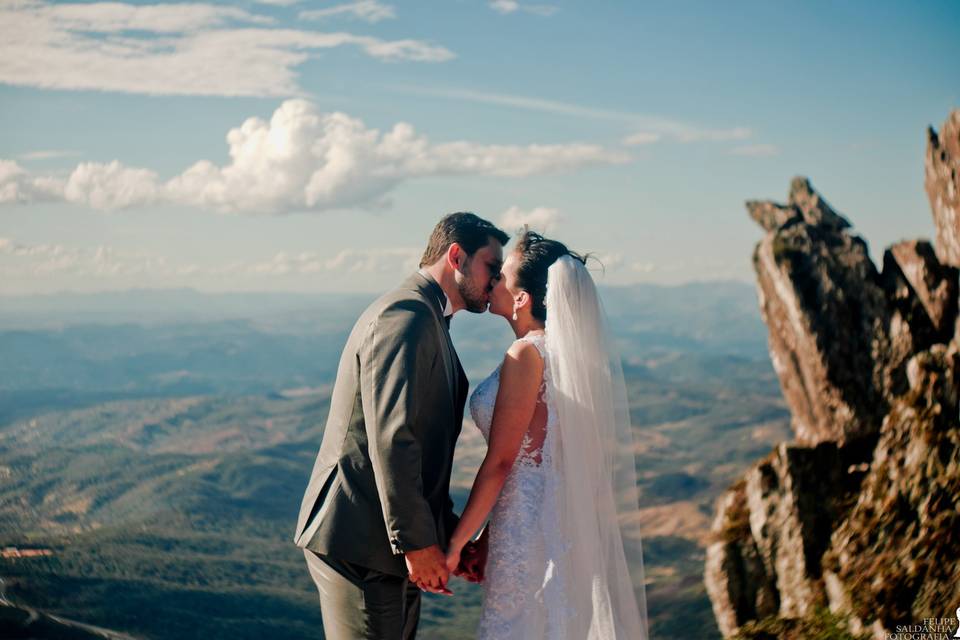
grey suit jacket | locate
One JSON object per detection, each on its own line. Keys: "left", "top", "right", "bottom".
{"left": 293, "top": 272, "right": 468, "bottom": 576}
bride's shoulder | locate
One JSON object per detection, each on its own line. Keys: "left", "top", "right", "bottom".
{"left": 499, "top": 339, "right": 544, "bottom": 384}
{"left": 504, "top": 335, "right": 545, "bottom": 363}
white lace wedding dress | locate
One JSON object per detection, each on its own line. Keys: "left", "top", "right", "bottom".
{"left": 469, "top": 333, "right": 569, "bottom": 639}
{"left": 466, "top": 256, "right": 649, "bottom": 640}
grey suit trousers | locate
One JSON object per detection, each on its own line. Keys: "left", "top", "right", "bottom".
{"left": 304, "top": 550, "right": 421, "bottom": 640}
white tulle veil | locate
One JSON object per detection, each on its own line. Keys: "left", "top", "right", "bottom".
{"left": 542, "top": 255, "right": 648, "bottom": 640}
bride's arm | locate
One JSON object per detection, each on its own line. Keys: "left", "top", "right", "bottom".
{"left": 446, "top": 340, "right": 543, "bottom": 568}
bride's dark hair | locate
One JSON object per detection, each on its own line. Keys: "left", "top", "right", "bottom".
{"left": 514, "top": 229, "right": 588, "bottom": 322}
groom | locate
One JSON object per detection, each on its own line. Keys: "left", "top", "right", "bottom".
{"left": 294, "top": 212, "right": 509, "bottom": 639}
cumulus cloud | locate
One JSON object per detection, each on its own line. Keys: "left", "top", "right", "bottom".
{"left": 489, "top": 1, "right": 558, "bottom": 16}
{"left": 300, "top": 1, "right": 395, "bottom": 23}
{"left": 0, "top": 0, "right": 452, "bottom": 97}
{"left": 1, "top": 100, "right": 629, "bottom": 214}
{"left": 0, "top": 160, "right": 66, "bottom": 204}
{"left": 499, "top": 205, "right": 562, "bottom": 233}
{"left": 64, "top": 161, "right": 160, "bottom": 209}
{"left": 729, "top": 143, "right": 779, "bottom": 157}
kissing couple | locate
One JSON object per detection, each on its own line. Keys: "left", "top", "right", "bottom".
{"left": 294, "top": 213, "right": 649, "bottom": 639}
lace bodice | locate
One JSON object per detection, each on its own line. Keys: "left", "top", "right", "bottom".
{"left": 468, "top": 332, "right": 569, "bottom": 639}
{"left": 468, "top": 333, "right": 554, "bottom": 470}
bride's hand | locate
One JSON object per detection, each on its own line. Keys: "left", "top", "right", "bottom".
{"left": 464, "top": 533, "right": 488, "bottom": 582}
{"left": 445, "top": 545, "right": 462, "bottom": 574}
{"left": 450, "top": 536, "right": 487, "bottom": 583}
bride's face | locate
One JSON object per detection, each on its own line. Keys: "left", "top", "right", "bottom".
{"left": 488, "top": 250, "right": 521, "bottom": 318}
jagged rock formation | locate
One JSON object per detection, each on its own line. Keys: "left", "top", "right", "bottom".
{"left": 748, "top": 177, "right": 891, "bottom": 445}
{"left": 880, "top": 240, "right": 958, "bottom": 397}
{"left": 705, "top": 439, "right": 873, "bottom": 637}
{"left": 823, "top": 346, "right": 960, "bottom": 637}
{"left": 705, "top": 109, "right": 960, "bottom": 640}
{"left": 705, "top": 480, "right": 778, "bottom": 636}
{"left": 926, "top": 111, "right": 960, "bottom": 268}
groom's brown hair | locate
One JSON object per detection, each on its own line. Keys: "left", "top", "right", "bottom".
{"left": 419, "top": 212, "right": 509, "bottom": 268}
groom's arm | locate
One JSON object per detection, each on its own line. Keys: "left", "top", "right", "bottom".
{"left": 359, "top": 300, "right": 441, "bottom": 556}
{"left": 442, "top": 496, "right": 459, "bottom": 542}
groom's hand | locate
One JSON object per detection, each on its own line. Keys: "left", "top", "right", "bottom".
{"left": 405, "top": 544, "right": 452, "bottom": 595}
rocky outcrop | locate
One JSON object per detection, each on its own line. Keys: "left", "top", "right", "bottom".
{"left": 925, "top": 111, "right": 960, "bottom": 267}
{"left": 706, "top": 108, "right": 960, "bottom": 640}
{"left": 743, "top": 442, "right": 860, "bottom": 619}
{"left": 747, "top": 178, "right": 851, "bottom": 233}
{"left": 823, "top": 346, "right": 960, "bottom": 637}
{"left": 749, "top": 177, "right": 891, "bottom": 445}
{"left": 705, "top": 480, "right": 778, "bottom": 637}
{"left": 880, "top": 240, "right": 959, "bottom": 397}
{"left": 704, "top": 439, "right": 872, "bottom": 636}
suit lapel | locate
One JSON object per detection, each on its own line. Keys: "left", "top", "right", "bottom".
{"left": 442, "top": 323, "right": 460, "bottom": 401}
{"left": 406, "top": 273, "right": 457, "bottom": 398}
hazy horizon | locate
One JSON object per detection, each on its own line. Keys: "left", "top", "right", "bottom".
{"left": 0, "top": 277, "right": 759, "bottom": 297}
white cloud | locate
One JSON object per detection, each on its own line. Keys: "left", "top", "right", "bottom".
{"left": 395, "top": 86, "right": 753, "bottom": 144}
{"left": 499, "top": 205, "right": 561, "bottom": 233}
{"left": 489, "top": 0, "right": 558, "bottom": 16}
{"left": 19, "top": 150, "right": 80, "bottom": 160}
{"left": 300, "top": 1, "right": 395, "bottom": 23}
{"left": 622, "top": 132, "right": 661, "bottom": 146}
{"left": 30, "top": 1, "right": 274, "bottom": 33}
{"left": 64, "top": 161, "right": 160, "bottom": 209}
{"left": 1, "top": 100, "right": 629, "bottom": 214}
{"left": 0, "top": 0, "right": 453, "bottom": 97}
{"left": 729, "top": 143, "right": 779, "bottom": 157}
{"left": 490, "top": 0, "right": 519, "bottom": 12}
{"left": 0, "top": 160, "right": 65, "bottom": 204}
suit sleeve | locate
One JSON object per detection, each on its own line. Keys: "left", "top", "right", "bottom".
{"left": 359, "top": 300, "right": 441, "bottom": 555}
{"left": 443, "top": 496, "right": 460, "bottom": 540}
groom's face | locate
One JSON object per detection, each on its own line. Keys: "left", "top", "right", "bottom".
{"left": 455, "top": 238, "right": 504, "bottom": 313}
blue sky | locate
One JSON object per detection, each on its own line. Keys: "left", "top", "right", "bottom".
{"left": 1, "top": 0, "right": 958, "bottom": 294}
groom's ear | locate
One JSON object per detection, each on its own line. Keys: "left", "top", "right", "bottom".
{"left": 446, "top": 242, "right": 464, "bottom": 270}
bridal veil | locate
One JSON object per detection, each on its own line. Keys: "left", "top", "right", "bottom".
{"left": 542, "top": 255, "right": 649, "bottom": 640}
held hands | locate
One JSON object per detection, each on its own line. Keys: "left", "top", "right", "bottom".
{"left": 404, "top": 544, "right": 452, "bottom": 596}
{"left": 405, "top": 536, "right": 488, "bottom": 594}
{"left": 446, "top": 533, "right": 488, "bottom": 584}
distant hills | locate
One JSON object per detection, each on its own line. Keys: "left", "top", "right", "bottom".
{"left": 0, "top": 281, "right": 782, "bottom": 639}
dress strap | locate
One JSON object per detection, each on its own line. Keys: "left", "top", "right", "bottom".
{"left": 515, "top": 333, "right": 546, "bottom": 357}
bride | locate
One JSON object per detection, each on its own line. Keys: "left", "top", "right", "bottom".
{"left": 445, "top": 230, "right": 649, "bottom": 639}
